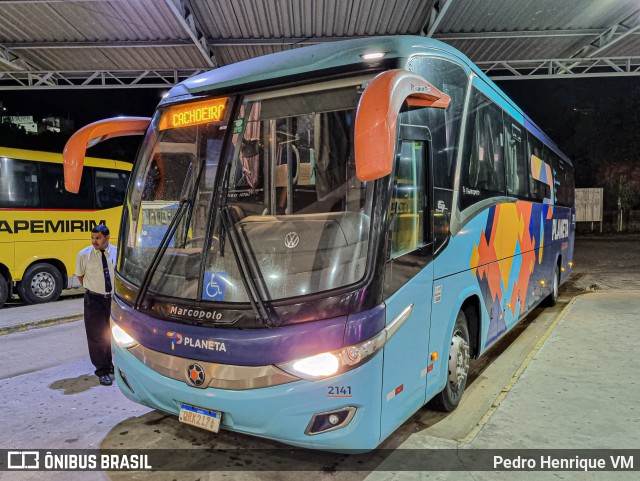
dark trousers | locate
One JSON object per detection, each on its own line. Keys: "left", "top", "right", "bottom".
{"left": 83, "top": 292, "right": 113, "bottom": 376}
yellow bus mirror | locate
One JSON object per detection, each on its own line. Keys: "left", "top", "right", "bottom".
{"left": 63, "top": 117, "right": 151, "bottom": 193}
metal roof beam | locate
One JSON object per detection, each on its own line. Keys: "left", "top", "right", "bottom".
{"left": 201, "top": 36, "right": 368, "bottom": 46}
{"left": 0, "top": 0, "right": 109, "bottom": 3}
{"left": 0, "top": 69, "right": 205, "bottom": 90}
{"left": 0, "top": 43, "right": 41, "bottom": 70}
{"left": 435, "top": 29, "right": 609, "bottom": 40}
{"left": 568, "top": 9, "right": 640, "bottom": 60}
{"left": 423, "top": 0, "right": 455, "bottom": 37}
{"left": 4, "top": 40, "right": 195, "bottom": 50}
{"left": 164, "top": 0, "right": 216, "bottom": 68}
{"left": 478, "top": 56, "right": 640, "bottom": 80}
{"left": 12, "top": 30, "right": 632, "bottom": 51}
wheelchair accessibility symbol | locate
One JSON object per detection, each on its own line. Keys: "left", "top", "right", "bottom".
{"left": 202, "top": 272, "right": 227, "bottom": 300}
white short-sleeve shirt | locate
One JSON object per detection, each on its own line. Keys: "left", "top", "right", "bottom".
{"left": 76, "top": 244, "right": 117, "bottom": 295}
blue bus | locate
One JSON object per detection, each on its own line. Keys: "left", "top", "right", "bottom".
{"left": 64, "top": 36, "right": 574, "bottom": 451}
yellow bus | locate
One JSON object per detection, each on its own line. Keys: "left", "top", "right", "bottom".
{"left": 0, "top": 147, "right": 131, "bottom": 308}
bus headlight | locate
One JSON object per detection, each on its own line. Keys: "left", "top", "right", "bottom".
{"left": 276, "top": 329, "right": 387, "bottom": 381}
{"left": 112, "top": 323, "right": 139, "bottom": 348}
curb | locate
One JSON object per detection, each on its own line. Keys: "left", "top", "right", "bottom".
{"left": 0, "top": 314, "right": 84, "bottom": 336}
{"left": 460, "top": 296, "right": 577, "bottom": 444}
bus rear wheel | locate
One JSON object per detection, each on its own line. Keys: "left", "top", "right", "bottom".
{"left": 0, "top": 273, "right": 9, "bottom": 308}
{"left": 429, "top": 308, "right": 471, "bottom": 412}
{"left": 16, "top": 263, "right": 63, "bottom": 305}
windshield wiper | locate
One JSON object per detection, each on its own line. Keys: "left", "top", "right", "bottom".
{"left": 134, "top": 198, "right": 191, "bottom": 310}
{"left": 220, "top": 206, "right": 279, "bottom": 328}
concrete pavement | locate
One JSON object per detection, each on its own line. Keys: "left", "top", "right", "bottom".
{"left": 469, "top": 290, "right": 640, "bottom": 449}
{"left": 0, "top": 279, "right": 638, "bottom": 479}
{"left": 364, "top": 289, "right": 640, "bottom": 480}
{"left": 0, "top": 295, "right": 83, "bottom": 335}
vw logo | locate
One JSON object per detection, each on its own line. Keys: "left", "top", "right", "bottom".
{"left": 186, "top": 363, "right": 206, "bottom": 387}
{"left": 284, "top": 232, "right": 300, "bottom": 249}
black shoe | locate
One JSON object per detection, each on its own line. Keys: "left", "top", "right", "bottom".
{"left": 99, "top": 375, "right": 113, "bottom": 386}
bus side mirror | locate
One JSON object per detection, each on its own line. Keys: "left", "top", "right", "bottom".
{"left": 63, "top": 117, "right": 151, "bottom": 193}
{"left": 354, "top": 69, "right": 450, "bottom": 182}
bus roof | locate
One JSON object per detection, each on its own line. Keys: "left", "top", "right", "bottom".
{"left": 163, "top": 35, "right": 569, "bottom": 164}
{"left": 0, "top": 146, "right": 132, "bottom": 171}
{"left": 166, "top": 36, "right": 466, "bottom": 98}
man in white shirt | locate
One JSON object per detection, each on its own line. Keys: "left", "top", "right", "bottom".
{"left": 76, "top": 224, "right": 116, "bottom": 386}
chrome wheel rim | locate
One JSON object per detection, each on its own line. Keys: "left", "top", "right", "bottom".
{"left": 30, "top": 272, "right": 55, "bottom": 298}
{"left": 448, "top": 333, "right": 470, "bottom": 387}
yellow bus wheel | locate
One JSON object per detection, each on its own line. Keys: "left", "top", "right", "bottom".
{"left": 0, "top": 273, "right": 9, "bottom": 308}
{"left": 16, "top": 263, "right": 63, "bottom": 305}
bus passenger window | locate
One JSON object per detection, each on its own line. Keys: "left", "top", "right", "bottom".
{"left": 504, "top": 120, "right": 529, "bottom": 198}
{"left": 95, "top": 169, "right": 128, "bottom": 209}
{"left": 460, "top": 88, "right": 505, "bottom": 210}
{"left": 0, "top": 157, "right": 39, "bottom": 208}
{"left": 389, "top": 139, "right": 427, "bottom": 258}
{"left": 527, "top": 134, "right": 552, "bottom": 203}
{"left": 553, "top": 156, "right": 575, "bottom": 207}
{"left": 39, "top": 161, "right": 93, "bottom": 209}
{"left": 406, "top": 56, "right": 468, "bottom": 191}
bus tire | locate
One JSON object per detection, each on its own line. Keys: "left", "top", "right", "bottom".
{"left": 16, "top": 263, "right": 63, "bottom": 305}
{"left": 543, "top": 265, "right": 560, "bottom": 307}
{"left": 428, "top": 308, "right": 471, "bottom": 412}
{"left": 0, "top": 273, "right": 9, "bottom": 308}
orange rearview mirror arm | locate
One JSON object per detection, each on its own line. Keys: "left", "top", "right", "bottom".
{"left": 63, "top": 117, "right": 151, "bottom": 193}
{"left": 354, "top": 69, "right": 451, "bottom": 182}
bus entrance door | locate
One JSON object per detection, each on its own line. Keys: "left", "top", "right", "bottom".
{"left": 379, "top": 133, "right": 434, "bottom": 440}
{"left": 380, "top": 264, "right": 434, "bottom": 441}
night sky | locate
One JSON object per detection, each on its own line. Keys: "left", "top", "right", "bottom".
{"left": 1, "top": 75, "right": 639, "bottom": 193}
{"left": 498, "top": 76, "right": 640, "bottom": 192}
{"left": 0, "top": 88, "right": 165, "bottom": 126}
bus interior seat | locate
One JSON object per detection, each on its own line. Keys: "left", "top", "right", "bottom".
{"left": 227, "top": 205, "right": 245, "bottom": 223}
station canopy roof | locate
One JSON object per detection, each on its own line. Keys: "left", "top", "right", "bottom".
{"left": 1, "top": 0, "right": 639, "bottom": 90}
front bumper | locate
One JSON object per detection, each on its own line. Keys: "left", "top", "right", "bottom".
{"left": 112, "top": 340, "right": 384, "bottom": 451}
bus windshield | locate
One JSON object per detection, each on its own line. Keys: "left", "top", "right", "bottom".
{"left": 120, "top": 81, "right": 374, "bottom": 304}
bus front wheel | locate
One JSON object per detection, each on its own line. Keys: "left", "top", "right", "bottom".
{"left": 0, "top": 273, "right": 9, "bottom": 308}
{"left": 429, "top": 308, "right": 471, "bottom": 412}
{"left": 17, "top": 263, "right": 63, "bottom": 305}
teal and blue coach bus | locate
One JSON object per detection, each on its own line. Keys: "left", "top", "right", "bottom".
{"left": 64, "top": 36, "right": 575, "bottom": 450}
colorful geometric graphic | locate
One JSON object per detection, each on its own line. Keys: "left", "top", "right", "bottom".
{"left": 470, "top": 201, "right": 551, "bottom": 346}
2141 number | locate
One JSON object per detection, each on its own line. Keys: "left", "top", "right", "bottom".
{"left": 327, "top": 386, "right": 352, "bottom": 397}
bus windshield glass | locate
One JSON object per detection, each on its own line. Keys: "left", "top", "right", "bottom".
{"left": 120, "top": 82, "right": 374, "bottom": 303}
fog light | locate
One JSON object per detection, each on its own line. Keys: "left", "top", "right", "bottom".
{"left": 305, "top": 407, "right": 357, "bottom": 435}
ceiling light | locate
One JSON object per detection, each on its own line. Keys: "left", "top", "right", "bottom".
{"left": 361, "top": 51, "right": 386, "bottom": 60}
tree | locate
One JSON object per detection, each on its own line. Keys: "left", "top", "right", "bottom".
{"left": 600, "top": 161, "right": 640, "bottom": 231}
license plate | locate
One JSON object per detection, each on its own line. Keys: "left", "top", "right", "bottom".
{"left": 179, "top": 403, "right": 222, "bottom": 433}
